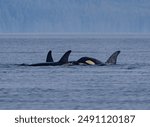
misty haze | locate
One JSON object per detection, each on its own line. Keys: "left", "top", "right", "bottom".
{"left": 0, "top": 0, "right": 150, "bottom": 33}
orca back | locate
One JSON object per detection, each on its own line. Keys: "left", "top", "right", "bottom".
{"left": 77, "top": 57, "right": 104, "bottom": 65}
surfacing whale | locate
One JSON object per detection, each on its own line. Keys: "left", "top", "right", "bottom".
{"left": 22, "top": 50, "right": 120, "bottom": 67}
{"left": 68, "top": 51, "right": 121, "bottom": 66}
{"left": 28, "top": 50, "right": 71, "bottom": 66}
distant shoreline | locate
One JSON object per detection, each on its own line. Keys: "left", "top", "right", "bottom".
{"left": 0, "top": 33, "right": 150, "bottom": 38}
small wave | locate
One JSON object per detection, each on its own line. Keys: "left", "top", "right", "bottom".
{"left": 120, "top": 63, "right": 150, "bottom": 70}
{"left": 0, "top": 63, "right": 19, "bottom": 68}
{"left": 0, "top": 63, "right": 31, "bottom": 68}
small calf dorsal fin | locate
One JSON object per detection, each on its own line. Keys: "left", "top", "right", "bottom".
{"left": 58, "top": 50, "right": 71, "bottom": 64}
{"left": 46, "top": 50, "right": 54, "bottom": 62}
{"left": 105, "top": 51, "right": 121, "bottom": 64}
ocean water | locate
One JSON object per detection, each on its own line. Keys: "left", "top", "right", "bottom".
{"left": 0, "top": 34, "right": 150, "bottom": 109}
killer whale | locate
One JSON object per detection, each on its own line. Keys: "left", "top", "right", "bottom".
{"left": 28, "top": 50, "right": 71, "bottom": 66}
{"left": 19, "top": 50, "right": 54, "bottom": 66}
{"left": 24, "top": 50, "right": 120, "bottom": 67}
{"left": 68, "top": 51, "right": 121, "bottom": 66}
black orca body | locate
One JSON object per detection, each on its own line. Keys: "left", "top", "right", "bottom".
{"left": 68, "top": 51, "right": 121, "bottom": 66}
{"left": 29, "top": 50, "right": 71, "bottom": 66}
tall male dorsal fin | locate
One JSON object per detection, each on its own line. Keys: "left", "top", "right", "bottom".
{"left": 46, "top": 50, "right": 54, "bottom": 62}
{"left": 105, "top": 51, "right": 121, "bottom": 64}
{"left": 58, "top": 50, "right": 71, "bottom": 64}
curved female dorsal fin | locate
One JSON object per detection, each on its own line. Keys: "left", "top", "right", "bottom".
{"left": 105, "top": 51, "right": 121, "bottom": 64}
{"left": 58, "top": 50, "right": 71, "bottom": 64}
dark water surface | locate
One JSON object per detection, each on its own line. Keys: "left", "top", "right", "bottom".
{"left": 0, "top": 34, "right": 150, "bottom": 109}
